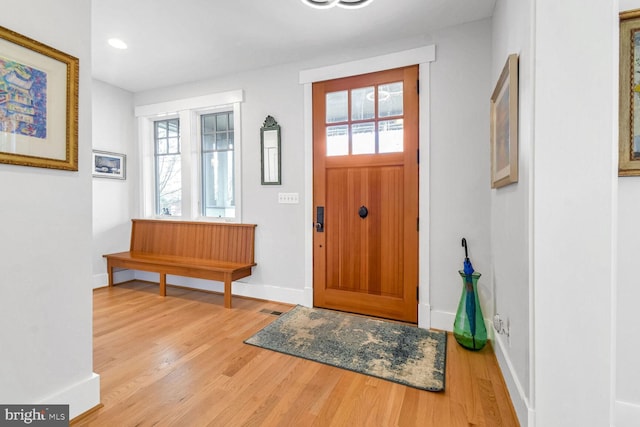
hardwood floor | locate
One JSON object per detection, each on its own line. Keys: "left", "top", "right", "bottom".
{"left": 76, "top": 281, "right": 519, "bottom": 426}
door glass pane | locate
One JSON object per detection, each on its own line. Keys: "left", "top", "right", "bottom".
{"left": 326, "top": 91, "right": 348, "bottom": 123}
{"left": 378, "top": 82, "right": 403, "bottom": 118}
{"left": 326, "top": 125, "right": 349, "bottom": 156}
{"left": 379, "top": 119, "right": 404, "bottom": 153}
{"left": 351, "top": 86, "right": 375, "bottom": 121}
{"left": 352, "top": 122, "right": 376, "bottom": 155}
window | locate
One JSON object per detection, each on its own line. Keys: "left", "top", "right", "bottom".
{"left": 154, "top": 118, "right": 181, "bottom": 216}
{"left": 325, "top": 81, "right": 404, "bottom": 156}
{"left": 201, "top": 111, "right": 235, "bottom": 218}
{"left": 136, "top": 90, "right": 243, "bottom": 222}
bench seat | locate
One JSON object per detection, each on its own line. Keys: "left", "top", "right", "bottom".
{"left": 103, "top": 219, "right": 257, "bottom": 308}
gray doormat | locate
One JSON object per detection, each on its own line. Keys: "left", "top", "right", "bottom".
{"left": 244, "top": 305, "right": 447, "bottom": 391}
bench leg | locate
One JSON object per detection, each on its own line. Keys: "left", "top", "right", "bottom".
{"left": 105, "top": 260, "right": 115, "bottom": 287}
{"left": 224, "top": 274, "right": 232, "bottom": 309}
{"left": 159, "top": 273, "right": 167, "bottom": 296}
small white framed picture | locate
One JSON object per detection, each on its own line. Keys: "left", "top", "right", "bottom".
{"left": 92, "top": 150, "right": 126, "bottom": 179}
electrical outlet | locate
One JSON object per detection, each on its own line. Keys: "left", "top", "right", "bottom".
{"left": 278, "top": 192, "right": 299, "bottom": 204}
{"left": 493, "top": 314, "right": 503, "bottom": 332}
{"left": 493, "top": 313, "right": 510, "bottom": 344}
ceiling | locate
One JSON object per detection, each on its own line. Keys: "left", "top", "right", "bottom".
{"left": 92, "top": 0, "right": 496, "bottom": 93}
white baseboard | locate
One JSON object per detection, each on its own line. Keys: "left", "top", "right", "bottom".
{"left": 93, "top": 270, "right": 134, "bottom": 289}
{"left": 131, "top": 271, "right": 307, "bottom": 306}
{"left": 40, "top": 373, "right": 100, "bottom": 419}
{"left": 616, "top": 400, "right": 640, "bottom": 427}
{"left": 418, "top": 302, "right": 431, "bottom": 329}
{"left": 302, "top": 286, "right": 313, "bottom": 307}
{"left": 429, "top": 308, "right": 493, "bottom": 337}
{"left": 493, "top": 333, "right": 532, "bottom": 427}
{"left": 93, "top": 273, "right": 107, "bottom": 289}
{"left": 430, "top": 309, "right": 455, "bottom": 331}
{"left": 232, "top": 280, "right": 308, "bottom": 306}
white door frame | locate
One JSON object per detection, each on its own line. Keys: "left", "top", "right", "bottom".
{"left": 299, "top": 45, "right": 436, "bottom": 328}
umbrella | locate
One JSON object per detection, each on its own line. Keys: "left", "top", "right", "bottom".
{"left": 461, "top": 238, "right": 476, "bottom": 349}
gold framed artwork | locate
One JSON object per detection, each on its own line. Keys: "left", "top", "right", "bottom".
{"left": 490, "top": 53, "right": 519, "bottom": 189}
{"left": 619, "top": 10, "right": 640, "bottom": 176}
{"left": 0, "top": 25, "right": 79, "bottom": 171}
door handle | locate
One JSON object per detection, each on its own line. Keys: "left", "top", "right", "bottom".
{"left": 315, "top": 206, "right": 324, "bottom": 232}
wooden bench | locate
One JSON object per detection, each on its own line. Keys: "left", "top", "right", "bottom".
{"left": 103, "top": 219, "right": 257, "bottom": 308}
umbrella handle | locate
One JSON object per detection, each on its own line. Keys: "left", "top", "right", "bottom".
{"left": 462, "top": 238, "right": 469, "bottom": 259}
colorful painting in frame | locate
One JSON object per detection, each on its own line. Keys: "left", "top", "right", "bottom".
{"left": 619, "top": 10, "right": 640, "bottom": 176}
{"left": 0, "top": 25, "right": 78, "bottom": 171}
{"left": 490, "top": 54, "right": 519, "bottom": 189}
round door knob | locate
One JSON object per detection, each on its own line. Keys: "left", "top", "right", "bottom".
{"left": 358, "top": 206, "right": 368, "bottom": 219}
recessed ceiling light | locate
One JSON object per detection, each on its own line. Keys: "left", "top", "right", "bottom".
{"left": 107, "top": 38, "right": 128, "bottom": 50}
{"left": 301, "top": 0, "right": 374, "bottom": 9}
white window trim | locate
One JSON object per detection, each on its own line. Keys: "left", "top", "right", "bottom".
{"left": 135, "top": 90, "right": 244, "bottom": 222}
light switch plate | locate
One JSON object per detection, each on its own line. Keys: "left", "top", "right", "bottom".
{"left": 278, "top": 193, "right": 299, "bottom": 204}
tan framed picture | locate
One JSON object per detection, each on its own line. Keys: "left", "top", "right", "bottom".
{"left": 619, "top": 10, "right": 640, "bottom": 176}
{"left": 0, "top": 25, "right": 79, "bottom": 171}
{"left": 490, "top": 53, "right": 519, "bottom": 189}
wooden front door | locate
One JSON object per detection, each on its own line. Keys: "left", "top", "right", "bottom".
{"left": 312, "top": 66, "right": 419, "bottom": 323}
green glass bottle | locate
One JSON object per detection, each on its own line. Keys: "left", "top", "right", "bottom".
{"left": 453, "top": 271, "right": 487, "bottom": 351}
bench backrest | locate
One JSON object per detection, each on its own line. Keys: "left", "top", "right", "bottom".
{"left": 130, "top": 219, "right": 256, "bottom": 264}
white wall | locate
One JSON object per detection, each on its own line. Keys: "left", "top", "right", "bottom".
{"left": 533, "top": 1, "right": 616, "bottom": 426}
{"left": 490, "top": 0, "right": 533, "bottom": 424}
{"left": 92, "top": 80, "right": 136, "bottom": 288}
{"left": 108, "top": 20, "right": 494, "bottom": 317}
{"left": 0, "top": 0, "right": 99, "bottom": 418}
{"left": 616, "top": 180, "right": 640, "bottom": 423}
{"left": 617, "top": 2, "right": 640, "bottom": 425}
{"left": 132, "top": 63, "right": 309, "bottom": 303}
{"left": 428, "top": 19, "right": 493, "bottom": 330}
{"left": 492, "top": 2, "right": 621, "bottom": 426}
{"left": 90, "top": 6, "right": 625, "bottom": 426}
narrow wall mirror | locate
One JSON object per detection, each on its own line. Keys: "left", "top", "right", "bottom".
{"left": 261, "top": 115, "right": 281, "bottom": 185}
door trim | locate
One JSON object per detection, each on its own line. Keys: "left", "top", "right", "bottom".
{"left": 300, "top": 45, "right": 436, "bottom": 329}
{"left": 299, "top": 45, "right": 435, "bottom": 84}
